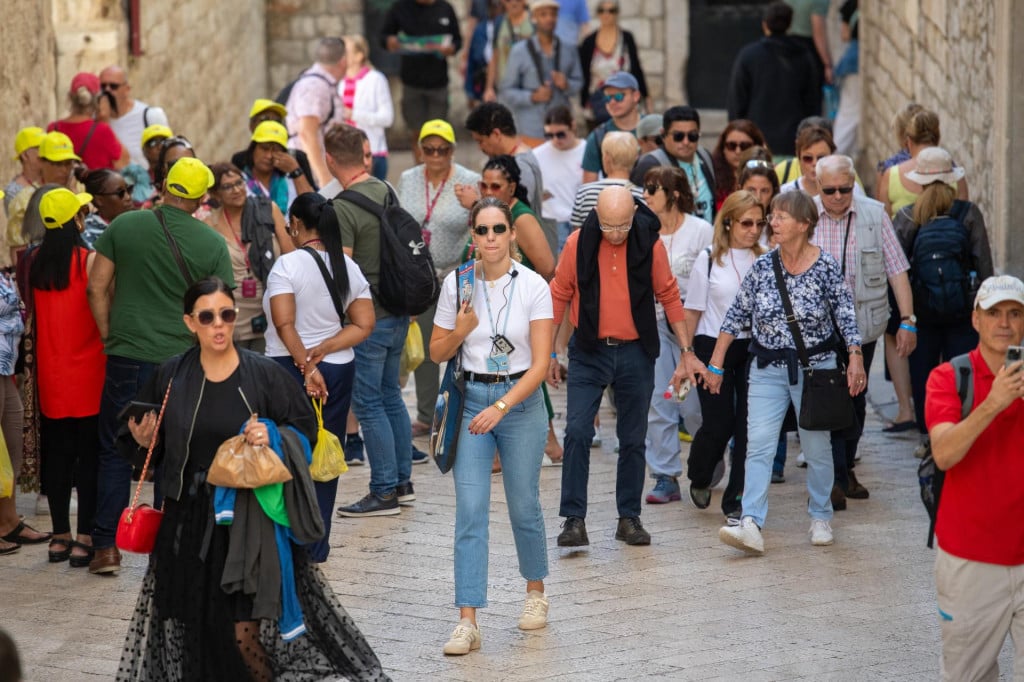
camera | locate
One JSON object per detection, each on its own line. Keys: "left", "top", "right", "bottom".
{"left": 250, "top": 314, "right": 268, "bottom": 334}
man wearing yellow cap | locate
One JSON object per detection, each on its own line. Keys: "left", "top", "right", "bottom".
{"left": 85, "top": 157, "right": 234, "bottom": 576}
{"left": 3, "top": 128, "right": 47, "bottom": 267}
{"left": 232, "top": 100, "right": 315, "bottom": 189}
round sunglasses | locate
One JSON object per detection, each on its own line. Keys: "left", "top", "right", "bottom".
{"left": 190, "top": 307, "right": 239, "bottom": 326}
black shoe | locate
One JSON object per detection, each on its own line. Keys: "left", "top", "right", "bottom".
{"left": 336, "top": 492, "right": 400, "bottom": 517}
{"left": 689, "top": 485, "right": 712, "bottom": 510}
{"left": 724, "top": 508, "right": 741, "bottom": 524}
{"left": 614, "top": 517, "right": 651, "bottom": 545}
{"left": 830, "top": 485, "right": 847, "bottom": 511}
{"left": 411, "top": 445, "right": 429, "bottom": 465}
{"left": 557, "top": 517, "right": 589, "bottom": 547}
{"left": 396, "top": 482, "right": 416, "bottom": 505}
{"left": 344, "top": 433, "right": 365, "bottom": 466}
{"left": 846, "top": 469, "right": 870, "bottom": 499}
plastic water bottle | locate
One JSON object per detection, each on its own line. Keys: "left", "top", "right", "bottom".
{"left": 823, "top": 84, "right": 839, "bottom": 120}
{"left": 969, "top": 270, "right": 979, "bottom": 293}
{"left": 664, "top": 379, "right": 692, "bottom": 402}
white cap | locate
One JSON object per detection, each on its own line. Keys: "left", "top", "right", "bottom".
{"left": 974, "top": 275, "right": 1024, "bottom": 309}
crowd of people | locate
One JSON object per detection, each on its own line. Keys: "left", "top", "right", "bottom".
{"left": 0, "top": 0, "right": 1017, "bottom": 679}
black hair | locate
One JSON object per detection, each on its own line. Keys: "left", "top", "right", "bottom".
{"left": 663, "top": 105, "right": 700, "bottom": 131}
{"left": 183, "top": 276, "right": 235, "bottom": 315}
{"left": 29, "top": 194, "right": 88, "bottom": 292}
{"left": 289, "top": 193, "right": 351, "bottom": 304}
{"left": 764, "top": 1, "right": 793, "bottom": 35}
{"left": 543, "top": 105, "right": 574, "bottom": 127}
{"left": 154, "top": 136, "right": 195, "bottom": 189}
{"left": 482, "top": 155, "right": 530, "bottom": 207}
{"left": 75, "top": 168, "right": 121, "bottom": 195}
{"left": 465, "top": 102, "right": 517, "bottom": 137}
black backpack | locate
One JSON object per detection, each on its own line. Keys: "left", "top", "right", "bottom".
{"left": 336, "top": 189, "right": 440, "bottom": 317}
{"left": 917, "top": 353, "right": 972, "bottom": 548}
{"left": 909, "top": 200, "right": 975, "bottom": 325}
{"left": 275, "top": 71, "right": 335, "bottom": 127}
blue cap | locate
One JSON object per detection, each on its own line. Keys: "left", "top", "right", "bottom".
{"left": 602, "top": 71, "right": 639, "bottom": 91}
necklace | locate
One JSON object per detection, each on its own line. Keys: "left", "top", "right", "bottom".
{"left": 343, "top": 170, "right": 369, "bottom": 187}
{"left": 302, "top": 238, "right": 325, "bottom": 248}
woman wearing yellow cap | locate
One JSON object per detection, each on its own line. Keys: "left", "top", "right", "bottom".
{"left": 5, "top": 128, "right": 44, "bottom": 217}
{"left": 241, "top": 121, "right": 314, "bottom": 216}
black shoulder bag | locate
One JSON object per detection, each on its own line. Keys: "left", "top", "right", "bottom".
{"left": 771, "top": 250, "right": 855, "bottom": 431}
{"left": 155, "top": 209, "right": 194, "bottom": 286}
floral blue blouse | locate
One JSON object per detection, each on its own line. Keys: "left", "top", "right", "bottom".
{"left": 0, "top": 273, "right": 24, "bottom": 375}
{"left": 722, "top": 249, "right": 861, "bottom": 364}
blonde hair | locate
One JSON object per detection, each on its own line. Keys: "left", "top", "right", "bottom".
{"left": 911, "top": 182, "right": 956, "bottom": 226}
{"left": 711, "top": 190, "right": 766, "bottom": 266}
{"left": 892, "top": 102, "right": 924, "bottom": 148}
{"left": 601, "top": 131, "right": 639, "bottom": 172}
{"left": 906, "top": 109, "right": 941, "bottom": 147}
{"left": 70, "top": 86, "right": 96, "bottom": 115}
{"left": 344, "top": 34, "right": 372, "bottom": 68}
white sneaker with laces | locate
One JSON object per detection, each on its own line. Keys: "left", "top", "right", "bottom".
{"left": 443, "top": 618, "right": 481, "bottom": 655}
{"left": 518, "top": 590, "right": 549, "bottom": 630}
{"left": 718, "top": 516, "right": 764, "bottom": 555}
{"left": 809, "top": 519, "right": 834, "bottom": 546}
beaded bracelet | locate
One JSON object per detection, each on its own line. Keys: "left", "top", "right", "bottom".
{"left": 899, "top": 323, "right": 918, "bottom": 333}
{"left": 707, "top": 363, "right": 725, "bottom": 376}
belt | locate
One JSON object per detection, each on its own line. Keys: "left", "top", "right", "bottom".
{"left": 464, "top": 370, "right": 527, "bottom": 383}
{"left": 598, "top": 337, "right": 637, "bottom": 346}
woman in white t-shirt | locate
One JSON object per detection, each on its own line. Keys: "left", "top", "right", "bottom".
{"left": 680, "top": 190, "right": 766, "bottom": 520}
{"left": 263, "top": 192, "right": 374, "bottom": 563}
{"left": 430, "top": 197, "right": 553, "bottom": 657}
{"left": 640, "top": 166, "right": 714, "bottom": 506}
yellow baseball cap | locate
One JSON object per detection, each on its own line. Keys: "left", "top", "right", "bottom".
{"left": 13, "top": 127, "right": 46, "bottom": 160}
{"left": 38, "top": 131, "right": 81, "bottom": 162}
{"left": 249, "top": 98, "right": 288, "bottom": 120}
{"left": 39, "top": 188, "right": 92, "bottom": 228}
{"left": 418, "top": 119, "right": 456, "bottom": 145}
{"left": 251, "top": 121, "right": 289, "bottom": 149}
{"left": 141, "top": 124, "right": 174, "bottom": 149}
{"left": 166, "top": 157, "right": 215, "bottom": 200}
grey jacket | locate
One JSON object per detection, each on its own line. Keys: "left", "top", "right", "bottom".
{"left": 499, "top": 35, "right": 582, "bottom": 139}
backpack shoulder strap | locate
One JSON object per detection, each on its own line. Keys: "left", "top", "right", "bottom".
{"left": 338, "top": 189, "right": 384, "bottom": 218}
{"left": 696, "top": 147, "right": 715, "bottom": 185}
{"left": 143, "top": 106, "right": 151, "bottom": 128}
{"left": 704, "top": 244, "right": 713, "bottom": 278}
{"left": 950, "top": 353, "right": 974, "bottom": 421}
{"left": 949, "top": 199, "right": 970, "bottom": 224}
{"left": 525, "top": 38, "right": 545, "bottom": 85}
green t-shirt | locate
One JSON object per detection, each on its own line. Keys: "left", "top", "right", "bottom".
{"left": 581, "top": 120, "right": 636, "bottom": 175}
{"left": 334, "top": 177, "right": 393, "bottom": 320}
{"left": 786, "top": 0, "right": 830, "bottom": 38}
{"left": 94, "top": 206, "right": 235, "bottom": 363}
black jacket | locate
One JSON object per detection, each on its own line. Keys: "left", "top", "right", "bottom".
{"left": 380, "top": 0, "right": 462, "bottom": 88}
{"left": 118, "top": 347, "right": 318, "bottom": 501}
{"left": 726, "top": 36, "right": 819, "bottom": 156}
{"left": 578, "top": 29, "right": 649, "bottom": 108}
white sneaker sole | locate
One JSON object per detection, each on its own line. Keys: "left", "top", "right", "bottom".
{"left": 718, "top": 527, "right": 764, "bottom": 555}
{"left": 811, "top": 535, "right": 834, "bottom": 546}
{"left": 443, "top": 637, "right": 481, "bottom": 655}
{"left": 336, "top": 507, "right": 401, "bottom": 518}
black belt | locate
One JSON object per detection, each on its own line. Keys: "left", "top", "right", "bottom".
{"left": 465, "top": 370, "right": 527, "bottom": 383}
{"left": 598, "top": 337, "right": 637, "bottom": 346}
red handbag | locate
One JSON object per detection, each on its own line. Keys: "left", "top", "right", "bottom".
{"left": 116, "top": 381, "right": 172, "bottom": 554}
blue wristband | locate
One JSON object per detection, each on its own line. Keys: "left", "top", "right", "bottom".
{"left": 707, "top": 363, "right": 724, "bottom": 376}
{"left": 899, "top": 323, "right": 917, "bottom": 333}
{"left": 550, "top": 352, "right": 558, "bottom": 359}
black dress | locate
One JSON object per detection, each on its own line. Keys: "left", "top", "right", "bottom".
{"left": 117, "top": 367, "right": 389, "bottom": 681}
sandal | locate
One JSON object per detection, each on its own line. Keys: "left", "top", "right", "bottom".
{"left": 0, "top": 540, "right": 19, "bottom": 556}
{"left": 1, "top": 521, "right": 51, "bottom": 545}
{"left": 48, "top": 537, "right": 72, "bottom": 563}
{"left": 68, "top": 540, "right": 95, "bottom": 568}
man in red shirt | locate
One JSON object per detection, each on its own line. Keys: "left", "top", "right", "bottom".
{"left": 925, "top": 274, "right": 1024, "bottom": 680}
{"left": 548, "top": 185, "right": 690, "bottom": 546}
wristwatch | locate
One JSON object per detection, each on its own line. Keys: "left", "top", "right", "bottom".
{"left": 493, "top": 400, "right": 510, "bottom": 415}
{"left": 901, "top": 314, "right": 918, "bottom": 324}
{"left": 286, "top": 167, "right": 304, "bottom": 180}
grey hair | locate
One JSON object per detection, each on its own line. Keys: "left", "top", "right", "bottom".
{"left": 816, "top": 154, "right": 855, "bottom": 184}
{"left": 315, "top": 37, "right": 346, "bottom": 64}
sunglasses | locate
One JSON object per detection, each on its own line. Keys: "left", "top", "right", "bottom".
{"left": 543, "top": 131, "right": 569, "bottom": 140}
{"left": 643, "top": 183, "right": 663, "bottom": 195}
{"left": 144, "top": 138, "right": 168, "bottom": 149}
{"left": 473, "top": 223, "right": 509, "bottom": 235}
{"left": 219, "top": 179, "right": 246, "bottom": 192}
{"left": 801, "top": 153, "right": 828, "bottom": 164}
{"left": 734, "top": 218, "right": 768, "bottom": 229}
{"left": 479, "top": 181, "right": 506, "bottom": 192}
{"left": 421, "top": 145, "right": 452, "bottom": 157}
{"left": 603, "top": 92, "right": 627, "bottom": 104}
{"left": 191, "top": 307, "right": 239, "bottom": 326}
{"left": 820, "top": 186, "right": 854, "bottom": 196}
{"left": 745, "top": 159, "right": 772, "bottom": 170}
{"left": 100, "top": 82, "right": 124, "bottom": 91}
{"left": 597, "top": 6, "right": 619, "bottom": 14}
{"left": 725, "top": 140, "right": 754, "bottom": 152}
{"left": 670, "top": 130, "right": 700, "bottom": 143}
{"left": 93, "top": 186, "right": 132, "bottom": 199}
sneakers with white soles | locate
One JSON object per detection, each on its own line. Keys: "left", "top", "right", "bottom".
{"left": 443, "top": 618, "right": 481, "bottom": 655}
{"left": 809, "top": 519, "right": 834, "bottom": 546}
{"left": 718, "top": 516, "right": 765, "bottom": 555}
{"left": 795, "top": 451, "right": 807, "bottom": 468}
{"left": 518, "top": 590, "right": 549, "bottom": 630}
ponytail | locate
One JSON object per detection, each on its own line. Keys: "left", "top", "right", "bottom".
{"left": 289, "top": 192, "right": 351, "bottom": 305}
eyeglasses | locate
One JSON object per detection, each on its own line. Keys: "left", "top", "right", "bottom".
{"left": 219, "top": 179, "right": 246, "bottom": 192}
{"left": 597, "top": 6, "right": 619, "bottom": 14}
{"left": 643, "top": 183, "right": 662, "bottom": 195}
{"left": 479, "top": 181, "right": 506, "bottom": 192}
{"left": 144, "top": 138, "right": 168, "bottom": 149}
{"left": 670, "top": 130, "right": 700, "bottom": 143}
{"left": 599, "top": 221, "right": 632, "bottom": 232}
{"left": 735, "top": 219, "right": 768, "bottom": 229}
{"left": 100, "top": 82, "right": 124, "bottom": 91}
{"left": 800, "top": 153, "right": 828, "bottom": 164}
{"left": 191, "top": 307, "right": 239, "bottom": 326}
{"left": 745, "top": 159, "right": 772, "bottom": 170}
{"left": 820, "top": 186, "right": 854, "bottom": 196}
{"left": 725, "top": 140, "right": 754, "bottom": 152}
{"left": 421, "top": 145, "right": 452, "bottom": 157}
{"left": 161, "top": 136, "right": 194, "bottom": 150}
{"left": 473, "top": 223, "right": 509, "bottom": 235}
{"left": 543, "top": 131, "right": 569, "bottom": 140}
{"left": 93, "top": 186, "right": 131, "bottom": 199}
{"left": 766, "top": 213, "right": 792, "bottom": 224}
{"left": 603, "top": 92, "right": 627, "bottom": 104}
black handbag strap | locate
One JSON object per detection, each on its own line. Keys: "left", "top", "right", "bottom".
{"left": 155, "top": 209, "right": 193, "bottom": 286}
{"left": 301, "top": 246, "right": 346, "bottom": 323}
{"left": 771, "top": 250, "right": 812, "bottom": 369}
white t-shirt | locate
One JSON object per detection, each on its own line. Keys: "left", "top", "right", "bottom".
{"left": 660, "top": 214, "right": 714, "bottom": 311}
{"left": 686, "top": 247, "right": 758, "bottom": 339}
{"left": 262, "top": 248, "right": 371, "bottom": 364}
{"left": 435, "top": 263, "right": 553, "bottom": 374}
{"left": 108, "top": 100, "right": 169, "bottom": 169}
{"left": 532, "top": 140, "right": 585, "bottom": 223}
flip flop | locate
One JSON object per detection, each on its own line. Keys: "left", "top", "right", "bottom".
{"left": 883, "top": 420, "right": 916, "bottom": 433}
{"left": 48, "top": 537, "right": 72, "bottom": 563}
{"left": 1, "top": 521, "right": 52, "bottom": 545}
{"left": 0, "top": 541, "right": 19, "bottom": 556}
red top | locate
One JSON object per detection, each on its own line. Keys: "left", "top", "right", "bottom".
{"left": 926, "top": 348, "right": 1024, "bottom": 565}
{"left": 33, "top": 249, "right": 106, "bottom": 418}
{"left": 47, "top": 119, "right": 123, "bottom": 171}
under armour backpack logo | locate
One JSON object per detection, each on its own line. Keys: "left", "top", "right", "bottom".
{"left": 409, "top": 240, "right": 424, "bottom": 255}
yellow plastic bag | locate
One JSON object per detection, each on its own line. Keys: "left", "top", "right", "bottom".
{"left": 401, "top": 321, "right": 425, "bottom": 375}
{"left": 309, "top": 399, "right": 347, "bottom": 482}
{"left": 0, "top": 425, "right": 12, "bottom": 498}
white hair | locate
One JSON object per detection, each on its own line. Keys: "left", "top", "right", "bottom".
{"left": 816, "top": 154, "right": 855, "bottom": 184}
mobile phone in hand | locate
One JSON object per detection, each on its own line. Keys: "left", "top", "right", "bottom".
{"left": 1005, "top": 345, "right": 1024, "bottom": 371}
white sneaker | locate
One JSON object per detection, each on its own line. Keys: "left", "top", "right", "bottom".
{"left": 590, "top": 434, "right": 602, "bottom": 449}
{"left": 796, "top": 452, "right": 807, "bottom": 468}
{"left": 518, "top": 590, "right": 549, "bottom": 630}
{"left": 809, "top": 519, "right": 834, "bottom": 546}
{"left": 443, "top": 619, "right": 481, "bottom": 655}
{"left": 718, "top": 516, "right": 764, "bottom": 555}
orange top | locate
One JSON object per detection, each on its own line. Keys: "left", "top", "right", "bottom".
{"left": 550, "top": 229, "right": 685, "bottom": 338}
{"left": 34, "top": 248, "right": 106, "bottom": 418}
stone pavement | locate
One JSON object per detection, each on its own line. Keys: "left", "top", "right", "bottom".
{"left": 2, "top": 350, "right": 1015, "bottom": 680}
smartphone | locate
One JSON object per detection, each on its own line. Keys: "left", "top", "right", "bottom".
{"left": 1006, "top": 345, "right": 1024, "bottom": 371}
{"left": 117, "top": 401, "right": 161, "bottom": 423}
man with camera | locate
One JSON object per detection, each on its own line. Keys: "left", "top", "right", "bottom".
{"left": 925, "top": 274, "right": 1024, "bottom": 681}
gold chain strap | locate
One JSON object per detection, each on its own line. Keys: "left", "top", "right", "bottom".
{"left": 126, "top": 380, "right": 173, "bottom": 522}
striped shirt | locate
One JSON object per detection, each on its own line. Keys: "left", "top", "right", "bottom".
{"left": 812, "top": 201, "right": 909, "bottom": 295}
{"left": 570, "top": 179, "right": 645, "bottom": 229}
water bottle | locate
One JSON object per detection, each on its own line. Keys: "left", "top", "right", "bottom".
{"left": 663, "top": 379, "right": 692, "bottom": 402}
{"left": 823, "top": 84, "right": 839, "bottom": 120}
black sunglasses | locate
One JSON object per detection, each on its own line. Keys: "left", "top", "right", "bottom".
{"left": 643, "top": 183, "right": 663, "bottom": 195}
{"left": 820, "top": 186, "right": 854, "bottom": 196}
{"left": 597, "top": 6, "right": 619, "bottom": 13}
{"left": 100, "top": 82, "right": 124, "bottom": 91}
{"left": 725, "top": 140, "right": 754, "bottom": 152}
{"left": 93, "top": 186, "right": 132, "bottom": 199}
{"left": 421, "top": 145, "right": 452, "bottom": 157}
{"left": 543, "top": 131, "right": 569, "bottom": 140}
{"left": 473, "top": 223, "right": 509, "bottom": 235}
{"left": 671, "top": 130, "right": 700, "bottom": 143}
{"left": 191, "top": 308, "right": 239, "bottom": 326}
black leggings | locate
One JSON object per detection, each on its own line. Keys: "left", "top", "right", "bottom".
{"left": 40, "top": 414, "right": 99, "bottom": 536}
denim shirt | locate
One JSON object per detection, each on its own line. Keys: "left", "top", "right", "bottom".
{"left": 0, "top": 273, "right": 24, "bottom": 375}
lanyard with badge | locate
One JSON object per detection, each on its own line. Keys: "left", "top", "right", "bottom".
{"left": 480, "top": 266, "right": 517, "bottom": 373}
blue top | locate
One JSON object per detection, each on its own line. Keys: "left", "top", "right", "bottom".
{"left": 0, "top": 273, "right": 24, "bottom": 376}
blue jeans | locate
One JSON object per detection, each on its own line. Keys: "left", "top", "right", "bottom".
{"left": 272, "top": 357, "right": 354, "bottom": 563}
{"left": 556, "top": 220, "right": 573, "bottom": 256}
{"left": 645, "top": 321, "right": 684, "bottom": 478}
{"left": 352, "top": 315, "right": 412, "bottom": 496}
{"left": 560, "top": 337, "right": 655, "bottom": 519}
{"left": 454, "top": 380, "right": 548, "bottom": 607}
{"left": 371, "top": 155, "right": 388, "bottom": 182}
{"left": 93, "top": 355, "right": 157, "bottom": 549}
{"left": 743, "top": 357, "right": 836, "bottom": 527}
